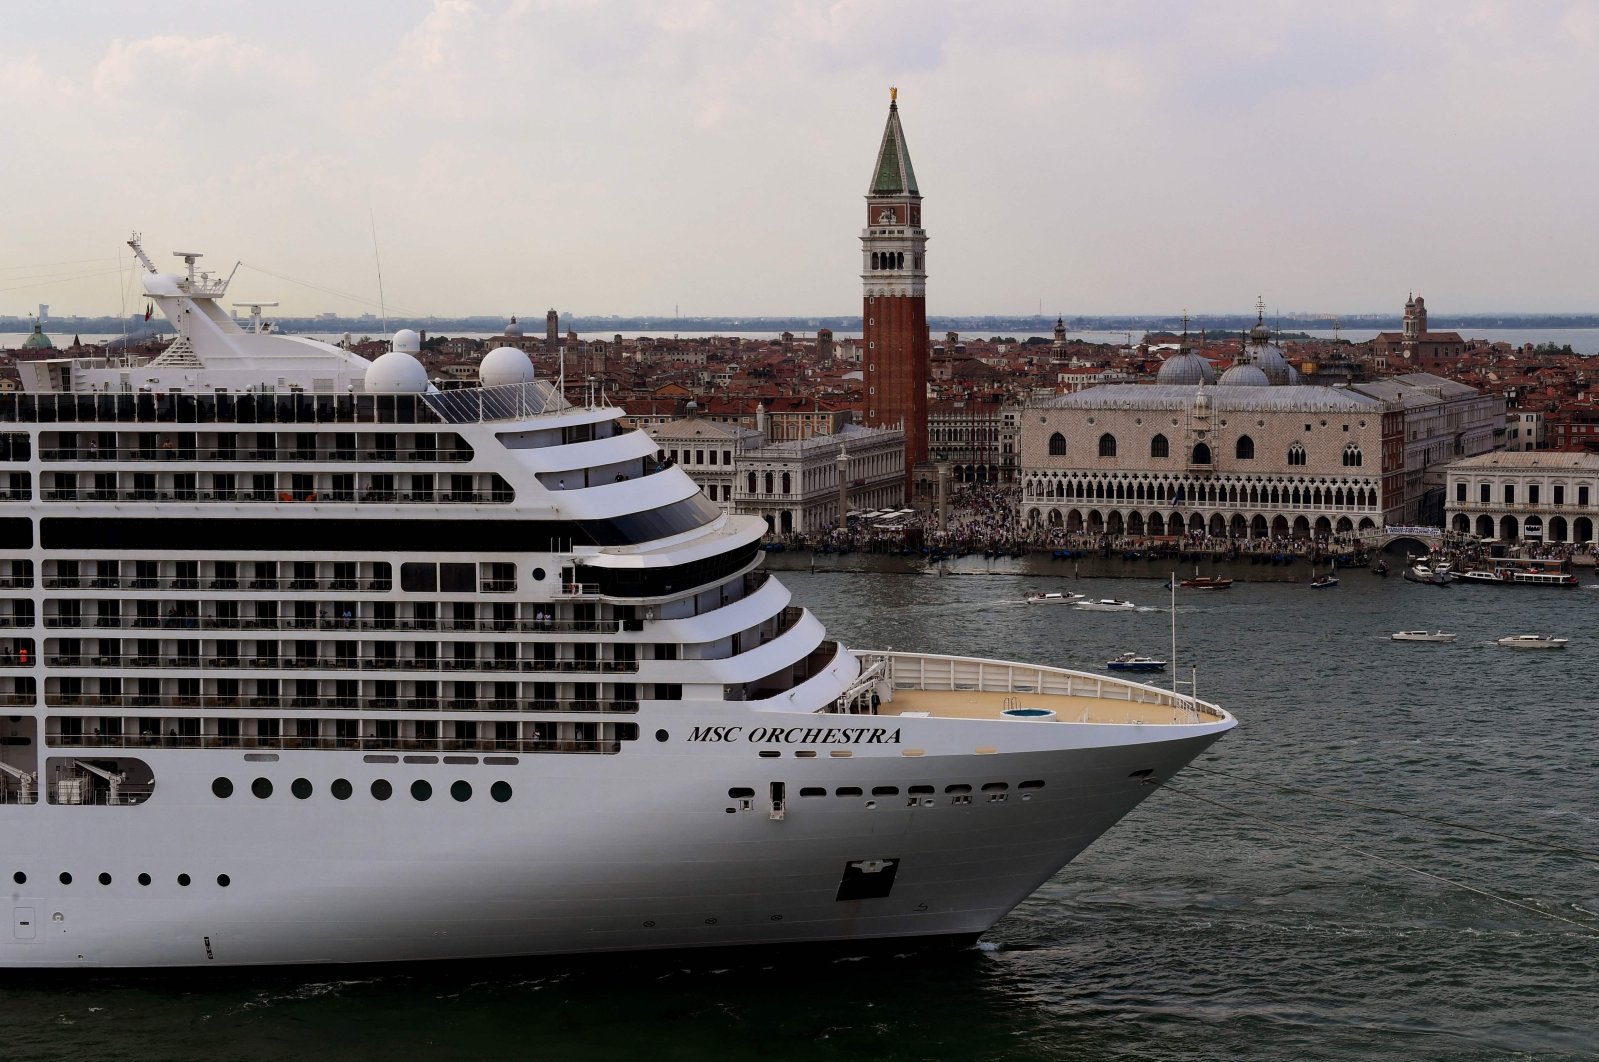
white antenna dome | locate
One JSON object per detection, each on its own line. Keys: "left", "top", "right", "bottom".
{"left": 366, "top": 350, "right": 429, "bottom": 394}
{"left": 480, "top": 346, "right": 536, "bottom": 388}
{"left": 391, "top": 328, "right": 422, "bottom": 354}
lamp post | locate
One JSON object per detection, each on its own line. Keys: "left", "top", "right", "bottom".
{"left": 936, "top": 454, "right": 951, "bottom": 534}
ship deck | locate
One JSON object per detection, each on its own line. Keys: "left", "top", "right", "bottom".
{"left": 878, "top": 686, "right": 1202, "bottom": 726}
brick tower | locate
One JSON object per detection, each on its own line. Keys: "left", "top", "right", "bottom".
{"left": 860, "top": 88, "right": 928, "bottom": 494}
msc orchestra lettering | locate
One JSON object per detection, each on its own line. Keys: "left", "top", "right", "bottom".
{"left": 687, "top": 725, "right": 904, "bottom": 745}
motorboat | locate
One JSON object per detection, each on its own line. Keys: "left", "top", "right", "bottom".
{"left": 1074, "top": 598, "right": 1137, "bottom": 611}
{"left": 1391, "top": 630, "right": 1458, "bottom": 643}
{"left": 1024, "top": 590, "right": 1084, "bottom": 605}
{"left": 1403, "top": 566, "right": 1452, "bottom": 586}
{"left": 1177, "top": 576, "right": 1233, "bottom": 590}
{"left": 1496, "top": 634, "right": 1568, "bottom": 650}
{"left": 1106, "top": 651, "right": 1167, "bottom": 672}
{"left": 1309, "top": 574, "right": 1339, "bottom": 589}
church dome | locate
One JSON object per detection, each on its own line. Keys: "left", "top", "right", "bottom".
{"left": 21, "top": 323, "right": 53, "bottom": 351}
{"left": 1156, "top": 350, "right": 1216, "bottom": 386}
{"left": 1218, "top": 363, "right": 1270, "bottom": 387}
{"left": 479, "top": 345, "right": 535, "bottom": 388}
{"left": 366, "top": 350, "right": 429, "bottom": 394}
{"left": 1252, "top": 342, "right": 1293, "bottom": 386}
{"left": 503, "top": 316, "right": 524, "bottom": 338}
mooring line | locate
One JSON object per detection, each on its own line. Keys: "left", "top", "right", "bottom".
{"left": 1161, "top": 781, "right": 1599, "bottom": 933}
{"left": 1186, "top": 764, "right": 1599, "bottom": 863}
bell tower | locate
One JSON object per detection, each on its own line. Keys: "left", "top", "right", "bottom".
{"left": 861, "top": 88, "right": 929, "bottom": 494}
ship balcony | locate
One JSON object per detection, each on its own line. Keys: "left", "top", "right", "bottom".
{"left": 45, "top": 733, "right": 625, "bottom": 755}
{"left": 37, "top": 446, "right": 474, "bottom": 464}
{"left": 47, "top": 692, "right": 640, "bottom": 714}
{"left": 46, "top": 654, "right": 640, "bottom": 675}
{"left": 43, "top": 615, "right": 626, "bottom": 635}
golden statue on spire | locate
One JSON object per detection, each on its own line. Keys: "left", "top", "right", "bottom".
{"left": 890, "top": 86, "right": 898, "bottom": 102}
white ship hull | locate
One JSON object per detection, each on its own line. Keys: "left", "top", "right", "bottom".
{"left": 1, "top": 715, "right": 1222, "bottom": 967}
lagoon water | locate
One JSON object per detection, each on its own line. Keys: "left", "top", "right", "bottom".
{"left": 3, "top": 566, "right": 1596, "bottom": 1060}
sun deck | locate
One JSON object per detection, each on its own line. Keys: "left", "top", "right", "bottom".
{"left": 878, "top": 686, "right": 1203, "bottom": 726}
{"left": 843, "top": 650, "right": 1229, "bottom": 727}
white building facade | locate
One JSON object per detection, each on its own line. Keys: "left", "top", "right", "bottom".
{"left": 1445, "top": 451, "right": 1599, "bottom": 544}
{"left": 1349, "top": 372, "right": 1503, "bottom": 524}
{"left": 734, "top": 424, "right": 905, "bottom": 536}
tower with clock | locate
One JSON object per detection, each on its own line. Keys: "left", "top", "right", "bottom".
{"left": 860, "top": 88, "right": 929, "bottom": 495}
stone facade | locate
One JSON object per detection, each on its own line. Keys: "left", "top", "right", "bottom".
{"left": 1445, "top": 451, "right": 1599, "bottom": 544}
{"left": 1020, "top": 384, "right": 1405, "bottom": 539}
{"left": 734, "top": 424, "right": 905, "bottom": 536}
{"left": 1348, "top": 372, "right": 1503, "bottom": 524}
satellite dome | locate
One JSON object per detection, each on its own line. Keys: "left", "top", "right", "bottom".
{"left": 366, "top": 350, "right": 429, "bottom": 394}
{"left": 391, "top": 328, "right": 422, "bottom": 354}
{"left": 504, "top": 316, "right": 524, "bottom": 338}
{"left": 1156, "top": 350, "right": 1217, "bottom": 386}
{"left": 479, "top": 345, "right": 536, "bottom": 388}
{"left": 1218, "top": 363, "right": 1270, "bottom": 387}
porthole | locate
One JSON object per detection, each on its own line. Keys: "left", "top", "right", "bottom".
{"left": 655, "top": 729, "right": 669, "bottom": 742}
{"left": 177, "top": 873, "right": 191, "bottom": 887}
{"left": 59, "top": 872, "right": 72, "bottom": 885}
{"left": 137, "top": 873, "right": 151, "bottom": 886}
{"left": 98, "top": 872, "right": 111, "bottom": 886}
{"left": 532, "top": 567, "right": 546, "bottom": 581}
{"left": 371, "top": 779, "right": 392, "bottom": 801}
{"left": 411, "top": 779, "right": 432, "bottom": 801}
{"left": 331, "top": 778, "right": 353, "bottom": 800}
{"left": 490, "top": 781, "right": 512, "bottom": 803}
{"left": 217, "top": 874, "right": 231, "bottom": 888}
{"left": 835, "top": 786, "right": 863, "bottom": 797}
{"left": 11, "top": 871, "right": 23, "bottom": 885}
{"left": 799, "top": 787, "right": 826, "bottom": 797}
{"left": 451, "top": 780, "right": 472, "bottom": 802}
{"left": 212, "top": 777, "right": 233, "bottom": 799}
{"left": 728, "top": 787, "right": 755, "bottom": 799}
{"left": 251, "top": 777, "right": 273, "bottom": 799}
{"left": 291, "top": 778, "right": 312, "bottom": 800}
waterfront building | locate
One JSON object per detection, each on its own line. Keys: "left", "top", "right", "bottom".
{"left": 1020, "top": 321, "right": 1405, "bottom": 538}
{"left": 1369, "top": 294, "right": 1466, "bottom": 369}
{"left": 645, "top": 414, "right": 764, "bottom": 508}
{"left": 923, "top": 398, "right": 1014, "bottom": 486}
{"left": 859, "top": 89, "right": 929, "bottom": 492}
{"left": 733, "top": 423, "right": 905, "bottom": 536}
{"left": 1444, "top": 450, "right": 1599, "bottom": 543}
{"left": 1348, "top": 372, "right": 1503, "bottom": 524}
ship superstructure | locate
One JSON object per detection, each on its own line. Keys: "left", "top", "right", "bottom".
{"left": 0, "top": 238, "right": 1234, "bottom": 967}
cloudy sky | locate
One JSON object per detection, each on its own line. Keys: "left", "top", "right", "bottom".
{"left": 3, "top": 0, "right": 1596, "bottom": 318}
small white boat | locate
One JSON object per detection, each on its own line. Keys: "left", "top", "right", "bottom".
{"left": 1496, "top": 634, "right": 1568, "bottom": 650}
{"left": 1106, "top": 651, "right": 1167, "bottom": 672}
{"left": 1391, "top": 630, "right": 1458, "bottom": 643}
{"left": 1024, "top": 591, "right": 1084, "bottom": 605}
{"left": 1074, "top": 598, "right": 1137, "bottom": 612}
{"left": 1309, "top": 574, "right": 1339, "bottom": 589}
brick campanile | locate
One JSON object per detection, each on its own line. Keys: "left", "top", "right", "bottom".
{"left": 860, "top": 88, "right": 928, "bottom": 495}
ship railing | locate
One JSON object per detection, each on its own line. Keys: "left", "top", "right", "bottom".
{"left": 38, "top": 488, "right": 508, "bottom": 507}
{"left": 44, "top": 654, "right": 639, "bottom": 674}
{"left": 556, "top": 582, "right": 602, "bottom": 597}
{"left": 47, "top": 693, "right": 639, "bottom": 714}
{"left": 44, "top": 732, "right": 624, "bottom": 755}
{"left": 852, "top": 650, "right": 1227, "bottom": 721}
{"left": 38, "top": 446, "right": 473, "bottom": 464}
{"left": 42, "top": 615, "right": 627, "bottom": 635}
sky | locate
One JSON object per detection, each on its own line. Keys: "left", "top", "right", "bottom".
{"left": 2, "top": 0, "right": 1597, "bottom": 319}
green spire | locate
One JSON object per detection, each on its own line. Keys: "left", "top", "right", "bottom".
{"left": 869, "top": 92, "right": 919, "bottom": 197}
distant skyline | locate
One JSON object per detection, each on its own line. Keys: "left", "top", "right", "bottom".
{"left": 3, "top": 1, "right": 1597, "bottom": 319}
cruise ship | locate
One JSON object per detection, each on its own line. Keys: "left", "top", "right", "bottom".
{"left": 0, "top": 237, "right": 1235, "bottom": 968}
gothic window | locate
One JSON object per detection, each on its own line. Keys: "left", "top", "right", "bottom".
{"left": 1191, "top": 443, "right": 1211, "bottom": 465}
{"left": 1288, "top": 443, "right": 1307, "bottom": 466}
{"left": 1098, "top": 433, "right": 1117, "bottom": 458}
{"left": 1235, "top": 435, "right": 1255, "bottom": 460}
{"left": 1342, "top": 444, "right": 1362, "bottom": 467}
{"left": 1150, "top": 434, "right": 1169, "bottom": 458}
{"left": 1048, "top": 432, "right": 1066, "bottom": 456}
